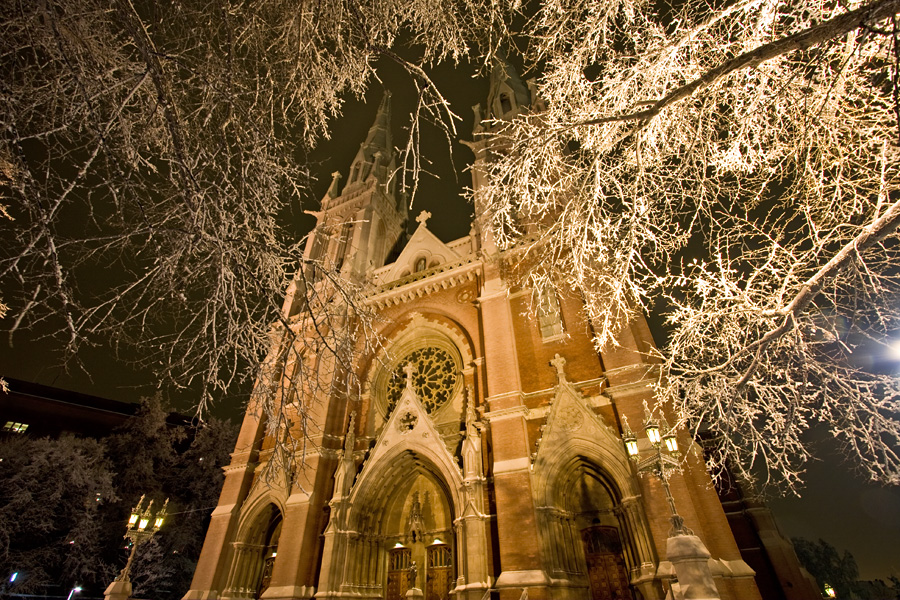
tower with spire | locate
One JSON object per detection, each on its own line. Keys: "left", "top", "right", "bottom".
{"left": 183, "top": 63, "right": 814, "bottom": 600}
{"left": 282, "top": 91, "right": 407, "bottom": 319}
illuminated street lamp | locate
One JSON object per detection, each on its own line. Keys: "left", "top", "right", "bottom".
{"left": 66, "top": 586, "right": 82, "bottom": 600}
{"left": 824, "top": 582, "right": 836, "bottom": 598}
{"left": 119, "top": 495, "right": 168, "bottom": 581}
{"left": 622, "top": 402, "right": 721, "bottom": 599}
{"left": 105, "top": 495, "right": 168, "bottom": 600}
{"left": 622, "top": 402, "right": 688, "bottom": 535}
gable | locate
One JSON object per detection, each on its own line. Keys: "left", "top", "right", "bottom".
{"left": 377, "top": 219, "right": 462, "bottom": 284}
{"left": 531, "top": 358, "right": 637, "bottom": 503}
{"left": 346, "top": 372, "right": 465, "bottom": 516}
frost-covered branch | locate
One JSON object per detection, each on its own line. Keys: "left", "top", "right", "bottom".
{"left": 0, "top": 0, "right": 514, "bottom": 420}
{"left": 479, "top": 0, "right": 900, "bottom": 490}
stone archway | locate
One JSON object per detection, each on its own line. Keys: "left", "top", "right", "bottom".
{"left": 529, "top": 381, "right": 661, "bottom": 599}
{"left": 380, "top": 473, "right": 455, "bottom": 600}
{"left": 319, "top": 451, "right": 458, "bottom": 599}
{"left": 317, "top": 358, "right": 489, "bottom": 599}
{"left": 537, "top": 457, "right": 640, "bottom": 600}
{"left": 222, "top": 503, "right": 283, "bottom": 600}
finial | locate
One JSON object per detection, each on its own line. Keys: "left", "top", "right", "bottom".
{"left": 344, "top": 412, "right": 357, "bottom": 453}
{"left": 403, "top": 363, "right": 416, "bottom": 389}
{"left": 550, "top": 353, "right": 567, "bottom": 382}
{"left": 465, "top": 385, "right": 477, "bottom": 432}
{"left": 415, "top": 210, "right": 432, "bottom": 227}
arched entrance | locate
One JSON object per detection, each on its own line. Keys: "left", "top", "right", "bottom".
{"left": 377, "top": 472, "right": 455, "bottom": 599}
{"left": 222, "top": 503, "right": 283, "bottom": 599}
{"left": 565, "top": 466, "right": 634, "bottom": 600}
{"left": 317, "top": 449, "right": 461, "bottom": 599}
{"left": 317, "top": 359, "right": 487, "bottom": 599}
{"left": 536, "top": 458, "right": 639, "bottom": 600}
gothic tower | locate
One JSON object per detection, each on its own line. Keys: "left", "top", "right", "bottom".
{"left": 183, "top": 68, "right": 787, "bottom": 600}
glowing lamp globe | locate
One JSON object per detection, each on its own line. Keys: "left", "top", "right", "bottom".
{"left": 644, "top": 420, "right": 661, "bottom": 445}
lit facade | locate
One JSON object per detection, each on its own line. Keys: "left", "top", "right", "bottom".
{"left": 184, "top": 68, "right": 769, "bottom": 600}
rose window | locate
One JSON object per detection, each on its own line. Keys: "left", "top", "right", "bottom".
{"left": 386, "top": 346, "right": 459, "bottom": 415}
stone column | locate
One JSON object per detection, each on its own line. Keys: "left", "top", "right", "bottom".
{"left": 617, "top": 497, "right": 662, "bottom": 599}
{"left": 222, "top": 543, "right": 246, "bottom": 597}
{"left": 242, "top": 545, "right": 265, "bottom": 597}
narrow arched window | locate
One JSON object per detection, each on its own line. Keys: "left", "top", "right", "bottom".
{"left": 538, "top": 287, "right": 564, "bottom": 339}
{"left": 334, "top": 222, "right": 352, "bottom": 272}
{"left": 499, "top": 92, "right": 512, "bottom": 114}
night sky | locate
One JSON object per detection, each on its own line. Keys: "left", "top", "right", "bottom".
{"left": 2, "top": 53, "right": 900, "bottom": 583}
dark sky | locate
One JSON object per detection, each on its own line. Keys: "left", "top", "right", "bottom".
{"left": 2, "top": 52, "right": 899, "bottom": 583}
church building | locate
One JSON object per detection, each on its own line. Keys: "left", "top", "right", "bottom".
{"left": 183, "top": 65, "right": 782, "bottom": 600}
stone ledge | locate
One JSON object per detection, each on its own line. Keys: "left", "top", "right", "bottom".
{"left": 495, "top": 570, "right": 551, "bottom": 588}
{"left": 260, "top": 584, "right": 315, "bottom": 599}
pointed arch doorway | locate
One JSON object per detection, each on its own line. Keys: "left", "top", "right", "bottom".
{"left": 380, "top": 474, "right": 455, "bottom": 600}
{"left": 222, "top": 503, "right": 283, "bottom": 599}
{"left": 567, "top": 468, "right": 635, "bottom": 600}
{"left": 537, "top": 457, "right": 640, "bottom": 600}
{"left": 321, "top": 448, "right": 462, "bottom": 599}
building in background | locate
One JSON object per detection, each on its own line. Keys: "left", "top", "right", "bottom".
{"left": 0, "top": 377, "right": 191, "bottom": 439}
{"left": 184, "top": 65, "right": 816, "bottom": 600}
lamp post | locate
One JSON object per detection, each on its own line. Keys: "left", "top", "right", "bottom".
{"left": 622, "top": 401, "right": 688, "bottom": 536}
{"left": 104, "top": 495, "right": 168, "bottom": 600}
{"left": 622, "top": 401, "right": 721, "bottom": 599}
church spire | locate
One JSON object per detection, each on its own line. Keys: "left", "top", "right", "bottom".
{"left": 345, "top": 91, "right": 395, "bottom": 189}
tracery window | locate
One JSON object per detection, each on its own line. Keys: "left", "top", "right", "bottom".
{"left": 427, "top": 544, "right": 452, "bottom": 568}
{"left": 386, "top": 346, "right": 459, "bottom": 415}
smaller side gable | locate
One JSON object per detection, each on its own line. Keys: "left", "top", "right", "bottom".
{"left": 532, "top": 358, "right": 636, "bottom": 503}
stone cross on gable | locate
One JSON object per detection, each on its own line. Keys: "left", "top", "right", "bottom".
{"left": 416, "top": 210, "right": 432, "bottom": 226}
{"left": 550, "top": 353, "right": 568, "bottom": 383}
{"left": 327, "top": 171, "right": 342, "bottom": 198}
{"left": 403, "top": 363, "right": 416, "bottom": 389}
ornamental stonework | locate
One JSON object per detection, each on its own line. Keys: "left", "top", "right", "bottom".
{"left": 557, "top": 405, "right": 584, "bottom": 432}
{"left": 386, "top": 346, "right": 459, "bottom": 415}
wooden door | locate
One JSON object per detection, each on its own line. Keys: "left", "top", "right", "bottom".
{"left": 425, "top": 544, "right": 453, "bottom": 600}
{"left": 581, "top": 526, "right": 634, "bottom": 600}
{"left": 256, "top": 555, "right": 275, "bottom": 599}
{"left": 386, "top": 547, "right": 412, "bottom": 600}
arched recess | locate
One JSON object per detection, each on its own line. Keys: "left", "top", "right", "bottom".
{"left": 530, "top": 379, "right": 659, "bottom": 599}
{"left": 533, "top": 441, "right": 656, "bottom": 600}
{"left": 318, "top": 446, "right": 465, "bottom": 599}
{"left": 222, "top": 502, "right": 284, "bottom": 599}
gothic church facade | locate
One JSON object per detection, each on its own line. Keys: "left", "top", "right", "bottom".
{"left": 184, "top": 67, "right": 768, "bottom": 600}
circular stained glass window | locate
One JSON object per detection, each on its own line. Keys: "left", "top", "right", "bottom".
{"left": 386, "top": 346, "right": 459, "bottom": 415}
